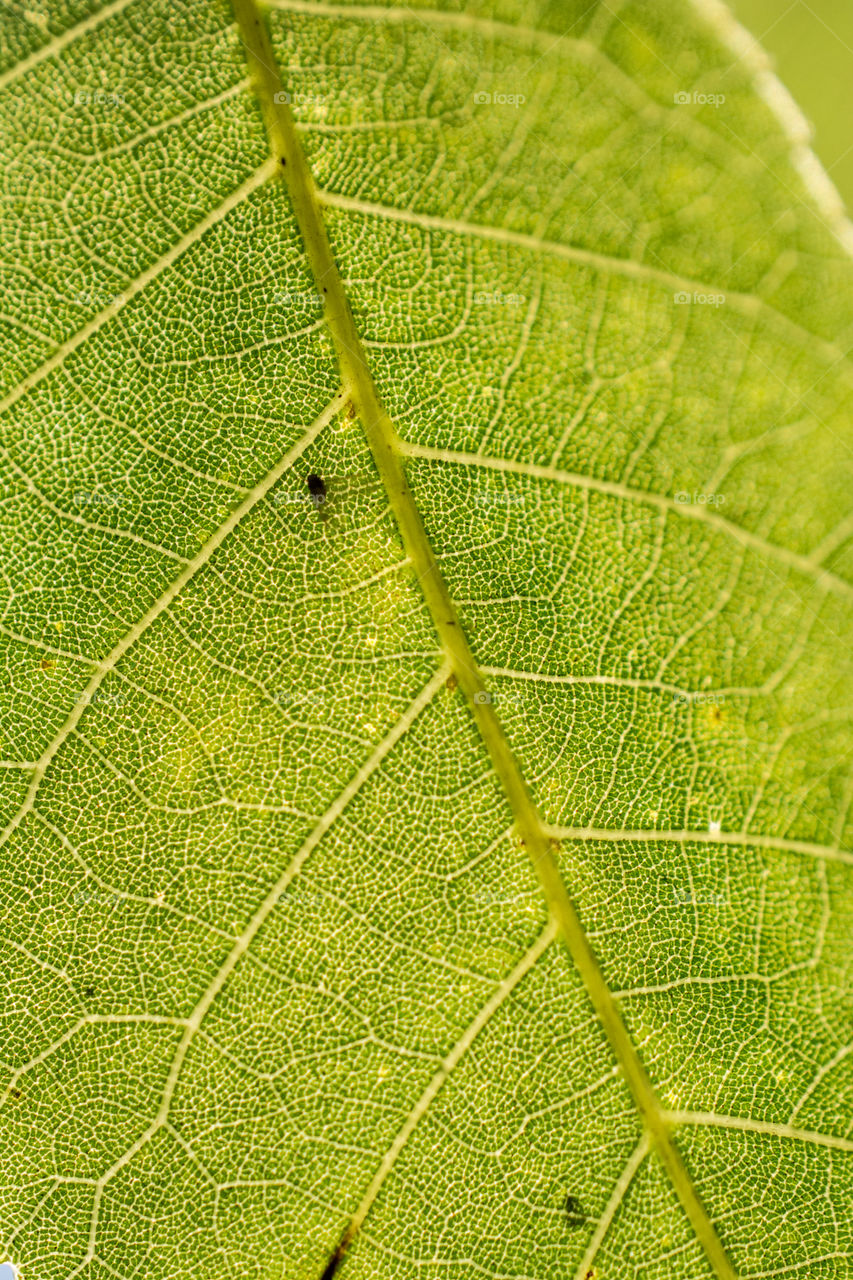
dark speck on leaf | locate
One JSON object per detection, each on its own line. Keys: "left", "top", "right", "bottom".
{"left": 565, "top": 1194, "right": 586, "bottom": 1229}
{"left": 306, "top": 474, "right": 326, "bottom": 507}
{"left": 83, "top": 986, "right": 95, "bottom": 998}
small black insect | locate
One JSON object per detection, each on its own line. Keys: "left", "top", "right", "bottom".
{"left": 306, "top": 473, "right": 326, "bottom": 508}
{"left": 564, "top": 1195, "right": 586, "bottom": 1229}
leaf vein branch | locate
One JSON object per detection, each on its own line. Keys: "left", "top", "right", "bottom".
{"left": 77, "top": 665, "right": 450, "bottom": 1265}
{"left": 0, "top": 162, "right": 275, "bottom": 421}
{"left": 331, "top": 923, "right": 558, "bottom": 1268}
{"left": 571, "top": 1133, "right": 651, "bottom": 1280}
{"left": 547, "top": 823, "right": 853, "bottom": 866}
{"left": 0, "top": 0, "right": 137, "bottom": 92}
{"left": 396, "top": 441, "right": 853, "bottom": 602}
{"left": 0, "top": 391, "right": 346, "bottom": 857}
{"left": 665, "top": 1110, "right": 853, "bottom": 1153}
{"left": 315, "top": 190, "right": 853, "bottom": 388}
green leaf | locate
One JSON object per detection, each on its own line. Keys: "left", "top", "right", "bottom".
{"left": 1, "top": 1, "right": 852, "bottom": 1278}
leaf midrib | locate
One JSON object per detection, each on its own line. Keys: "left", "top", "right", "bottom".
{"left": 231, "top": 2, "right": 741, "bottom": 1276}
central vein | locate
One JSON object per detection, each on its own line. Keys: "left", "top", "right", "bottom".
{"left": 229, "top": 3, "right": 740, "bottom": 1277}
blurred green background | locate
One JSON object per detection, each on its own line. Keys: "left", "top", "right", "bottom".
{"left": 732, "top": 0, "right": 853, "bottom": 212}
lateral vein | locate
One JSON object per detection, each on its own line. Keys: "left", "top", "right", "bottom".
{"left": 0, "top": 0, "right": 137, "bottom": 92}
{"left": 0, "top": 390, "right": 346, "bottom": 855}
{"left": 0, "top": 161, "right": 275, "bottom": 420}
{"left": 396, "top": 440, "right": 853, "bottom": 602}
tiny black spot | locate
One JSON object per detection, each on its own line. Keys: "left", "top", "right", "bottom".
{"left": 279, "top": 157, "right": 286, "bottom": 165}
{"left": 306, "top": 473, "right": 326, "bottom": 507}
{"left": 10, "top": 1088, "right": 21, "bottom": 1098}
{"left": 83, "top": 986, "right": 95, "bottom": 998}
{"left": 565, "top": 1194, "right": 586, "bottom": 1229}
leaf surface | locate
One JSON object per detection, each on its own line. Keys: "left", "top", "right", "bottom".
{"left": 1, "top": 1, "right": 852, "bottom": 1278}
